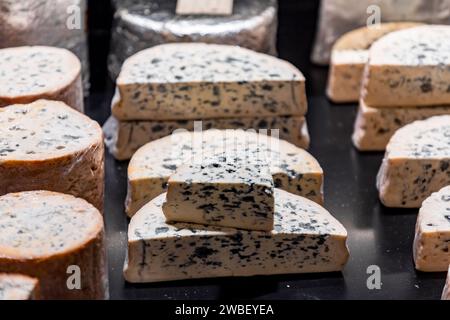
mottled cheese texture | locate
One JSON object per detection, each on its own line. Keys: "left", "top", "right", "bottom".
{"left": 0, "top": 191, "right": 108, "bottom": 300}
{"left": 362, "top": 25, "right": 450, "bottom": 108}
{"left": 124, "top": 189, "right": 349, "bottom": 283}
{"left": 352, "top": 100, "right": 450, "bottom": 151}
{"left": 127, "top": 129, "right": 323, "bottom": 217}
{"left": 413, "top": 186, "right": 450, "bottom": 272}
{"left": 0, "top": 100, "right": 104, "bottom": 211}
{"left": 327, "top": 22, "right": 423, "bottom": 103}
{"left": 0, "top": 46, "right": 83, "bottom": 112}
{"left": 442, "top": 266, "right": 450, "bottom": 300}
{"left": 112, "top": 43, "right": 307, "bottom": 120}
{"left": 163, "top": 152, "right": 275, "bottom": 231}
{"left": 103, "top": 115, "right": 309, "bottom": 160}
{"left": 377, "top": 116, "right": 450, "bottom": 208}
{"left": 0, "top": 274, "right": 39, "bottom": 300}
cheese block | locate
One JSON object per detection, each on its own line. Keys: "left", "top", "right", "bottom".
{"left": 0, "top": 191, "right": 108, "bottom": 299}
{"left": 103, "top": 115, "right": 310, "bottom": 160}
{"left": 112, "top": 43, "right": 307, "bottom": 121}
{"left": 0, "top": 100, "right": 104, "bottom": 211}
{"left": 413, "top": 186, "right": 450, "bottom": 272}
{"left": 362, "top": 25, "right": 450, "bottom": 108}
{"left": 327, "top": 22, "right": 423, "bottom": 103}
{"left": 163, "top": 151, "right": 275, "bottom": 231}
{"left": 0, "top": 274, "right": 39, "bottom": 300}
{"left": 124, "top": 189, "right": 349, "bottom": 283}
{"left": 442, "top": 266, "right": 450, "bottom": 300}
{"left": 377, "top": 116, "right": 450, "bottom": 208}
{"left": 352, "top": 100, "right": 450, "bottom": 151}
{"left": 127, "top": 129, "right": 323, "bottom": 217}
{"left": 0, "top": 46, "right": 83, "bottom": 112}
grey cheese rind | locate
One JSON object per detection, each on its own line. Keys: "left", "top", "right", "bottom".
{"left": 0, "top": 191, "right": 108, "bottom": 300}
{"left": 377, "top": 116, "right": 450, "bottom": 208}
{"left": 163, "top": 152, "right": 275, "bottom": 231}
{"left": 362, "top": 25, "right": 450, "bottom": 108}
{"left": 127, "top": 129, "right": 323, "bottom": 217}
{"left": 112, "top": 43, "right": 307, "bottom": 121}
{"left": 0, "top": 46, "right": 83, "bottom": 112}
{"left": 124, "top": 189, "right": 349, "bottom": 283}
{"left": 413, "top": 186, "right": 450, "bottom": 272}
{"left": 0, "top": 100, "right": 104, "bottom": 211}
{"left": 352, "top": 100, "right": 450, "bottom": 151}
{"left": 103, "top": 115, "right": 309, "bottom": 160}
{"left": 442, "top": 266, "right": 450, "bottom": 300}
{"left": 0, "top": 274, "right": 39, "bottom": 300}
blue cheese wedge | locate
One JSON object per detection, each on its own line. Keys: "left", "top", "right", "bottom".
{"left": 0, "top": 46, "right": 83, "bottom": 112}
{"left": 442, "top": 266, "right": 450, "bottom": 300}
{"left": 413, "top": 186, "right": 450, "bottom": 272}
{"left": 0, "top": 191, "right": 107, "bottom": 300}
{"left": 377, "top": 116, "right": 450, "bottom": 208}
{"left": 124, "top": 189, "right": 349, "bottom": 283}
{"left": 0, "top": 100, "right": 104, "bottom": 211}
{"left": 127, "top": 129, "right": 323, "bottom": 217}
{"left": 362, "top": 25, "right": 450, "bottom": 108}
{"left": 112, "top": 43, "right": 307, "bottom": 120}
{"left": 103, "top": 115, "right": 309, "bottom": 160}
{"left": 162, "top": 152, "right": 275, "bottom": 231}
{"left": 0, "top": 274, "right": 39, "bottom": 300}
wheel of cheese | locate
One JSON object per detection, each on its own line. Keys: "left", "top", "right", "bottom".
{"left": 0, "top": 46, "right": 83, "bottom": 112}
{"left": 0, "top": 191, "right": 107, "bottom": 300}
{"left": 127, "top": 129, "right": 323, "bottom": 217}
{"left": 0, "top": 274, "right": 39, "bottom": 300}
{"left": 0, "top": 100, "right": 104, "bottom": 211}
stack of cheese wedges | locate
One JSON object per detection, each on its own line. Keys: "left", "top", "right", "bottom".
{"left": 104, "top": 43, "right": 310, "bottom": 161}
{"left": 124, "top": 129, "right": 349, "bottom": 283}
{"left": 352, "top": 25, "right": 450, "bottom": 151}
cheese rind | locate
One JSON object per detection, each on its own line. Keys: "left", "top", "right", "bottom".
{"left": 127, "top": 129, "right": 323, "bottom": 217}
{"left": 124, "top": 189, "right": 349, "bottom": 283}
{"left": 442, "top": 267, "right": 450, "bottom": 300}
{"left": 377, "top": 116, "right": 450, "bottom": 208}
{"left": 112, "top": 43, "right": 307, "bottom": 120}
{"left": 0, "top": 274, "right": 39, "bottom": 300}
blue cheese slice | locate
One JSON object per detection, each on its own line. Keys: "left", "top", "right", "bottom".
{"left": 127, "top": 129, "right": 323, "bottom": 217}
{"left": 0, "top": 274, "right": 39, "bottom": 300}
{"left": 162, "top": 152, "right": 275, "bottom": 231}
{"left": 362, "top": 25, "right": 450, "bottom": 108}
{"left": 0, "top": 46, "right": 83, "bottom": 112}
{"left": 0, "top": 191, "right": 107, "bottom": 300}
{"left": 124, "top": 189, "right": 349, "bottom": 283}
{"left": 112, "top": 43, "right": 307, "bottom": 120}
{"left": 377, "top": 116, "right": 450, "bottom": 208}
{"left": 443, "top": 266, "right": 450, "bottom": 300}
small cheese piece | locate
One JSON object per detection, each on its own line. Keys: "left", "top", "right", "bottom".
{"left": 0, "top": 46, "right": 83, "bottom": 112}
{"left": 0, "top": 274, "right": 39, "bottom": 300}
{"left": 352, "top": 99, "right": 450, "bottom": 151}
{"left": 0, "top": 191, "right": 108, "bottom": 299}
{"left": 112, "top": 43, "right": 307, "bottom": 120}
{"left": 0, "top": 100, "right": 104, "bottom": 211}
{"left": 124, "top": 189, "right": 349, "bottom": 283}
{"left": 127, "top": 129, "right": 323, "bottom": 217}
{"left": 442, "top": 266, "right": 450, "bottom": 300}
{"left": 377, "top": 116, "right": 450, "bottom": 208}
{"left": 103, "top": 115, "right": 310, "bottom": 160}
{"left": 327, "top": 22, "right": 423, "bottom": 103}
{"left": 362, "top": 25, "right": 450, "bottom": 108}
{"left": 413, "top": 186, "right": 450, "bottom": 272}
{"left": 163, "top": 152, "right": 275, "bottom": 231}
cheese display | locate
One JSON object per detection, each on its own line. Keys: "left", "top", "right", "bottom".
{"left": 0, "top": 274, "right": 39, "bottom": 300}
{"left": 327, "top": 22, "right": 423, "bottom": 103}
{"left": 0, "top": 100, "right": 104, "bottom": 211}
{"left": 127, "top": 129, "right": 323, "bottom": 217}
{"left": 124, "top": 189, "right": 349, "bottom": 283}
{"left": 163, "top": 152, "right": 275, "bottom": 231}
{"left": 0, "top": 46, "right": 83, "bottom": 112}
{"left": 108, "top": 0, "right": 278, "bottom": 79}
{"left": 413, "top": 186, "right": 450, "bottom": 272}
{"left": 362, "top": 25, "right": 450, "bottom": 108}
{"left": 377, "top": 116, "right": 450, "bottom": 208}
{"left": 442, "top": 267, "right": 450, "bottom": 300}
{"left": 112, "top": 43, "right": 307, "bottom": 121}
{"left": 0, "top": 191, "right": 108, "bottom": 300}
{"left": 103, "top": 115, "right": 310, "bottom": 160}
{"left": 352, "top": 100, "right": 450, "bottom": 151}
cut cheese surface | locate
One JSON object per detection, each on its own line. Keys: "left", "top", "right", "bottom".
{"left": 0, "top": 274, "right": 39, "bottom": 300}
{"left": 443, "top": 266, "right": 450, "bottom": 300}
{"left": 124, "top": 189, "right": 349, "bottom": 283}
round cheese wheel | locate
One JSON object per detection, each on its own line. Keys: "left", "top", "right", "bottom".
{"left": 0, "top": 273, "right": 39, "bottom": 300}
